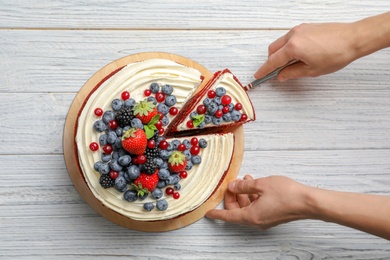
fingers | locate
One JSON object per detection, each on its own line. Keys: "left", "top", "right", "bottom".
{"left": 276, "top": 61, "right": 309, "bottom": 81}
{"left": 228, "top": 176, "right": 262, "bottom": 195}
{"left": 205, "top": 208, "right": 251, "bottom": 225}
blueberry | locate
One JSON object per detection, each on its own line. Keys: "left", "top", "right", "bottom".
{"left": 165, "top": 176, "right": 175, "bottom": 185}
{"left": 222, "top": 112, "right": 232, "bottom": 122}
{"left": 107, "top": 131, "right": 117, "bottom": 144}
{"left": 185, "top": 160, "right": 193, "bottom": 171}
{"left": 102, "top": 110, "right": 115, "bottom": 124}
{"left": 207, "top": 102, "right": 218, "bottom": 115}
{"left": 212, "top": 117, "right": 223, "bottom": 125}
{"left": 143, "top": 202, "right": 155, "bottom": 211}
{"left": 231, "top": 110, "right": 242, "bottom": 122}
{"left": 174, "top": 183, "right": 181, "bottom": 191}
{"left": 109, "top": 159, "right": 123, "bottom": 172}
{"left": 227, "top": 103, "right": 234, "bottom": 112}
{"left": 203, "top": 98, "right": 211, "bottom": 106}
{"left": 99, "top": 134, "right": 108, "bottom": 146}
{"left": 147, "top": 96, "right": 157, "bottom": 105}
{"left": 161, "top": 84, "right": 173, "bottom": 95}
{"left": 156, "top": 199, "right": 168, "bottom": 211}
{"left": 123, "top": 126, "right": 131, "bottom": 132}
{"left": 93, "top": 120, "right": 107, "bottom": 132}
{"left": 118, "top": 148, "right": 127, "bottom": 157}
{"left": 115, "top": 176, "right": 127, "bottom": 191}
{"left": 171, "top": 140, "right": 181, "bottom": 149}
{"left": 115, "top": 127, "right": 123, "bottom": 137}
{"left": 158, "top": 168, "right": 170, "bottom": 180}
{"left": 190, "top": 111, "right": 199, "bottom": 119}
{"left": 124, "top": 190, "right": 138, "bottom": 202}
{"left": 198, "top": 122, "right": 205, "bottom": 128}
{"left": 112, "top": 151, "right": 120, "bottom": 160}
{"left": 160, "top": 162, "right": 168, "bottom": 169}
{"left": 183, "top": 150, "right": 192, "bottom": 161}
{"left": 204, "top": 115, "right": 212, "bottom": 124}
{"left": 99, "top": 163, "right": 110, "bottom": 174}
{"left": 124, "top": 98, "right": 136, "bottom": 108}
{"left": 150, "top": 82, "right": 160, "bottom": 94}
{"left": 101, "top": 153, "right": 111, "bottom": 163}
{"left": 215, "top": 87, "right": 226, "bottom": 97}
{"left": 157, "top": 103, "right": 169, "bottom": 115}
{"left": 192, "top": 155, "right": 202, "bottom": 165}
{"left": 171, "top": 174, "right": 180, "bottom": 184}
{"left": 154, "top": 157, "right": 164, "bottom": 167}
{"left": 182, "top": 139, "right": 191, "bottom": 149}
{"left": 214, "top": 96, "right": 222, "bottom": 105}
{"left": 118, "top": 155, "right": 131, "bottom": 166}
{"left": 159, "top": 150, "right": 172, "bottom": 160}
{"left": 199, "top": 138, "right": 207, "bottom": 148}
{"left": 161, "top": 116, "right": 169, "bottom": 126}
{"left": 131, "top": 118, "right": 143, "bottom": 129}
{"left": 138, "top": 192, "right": 148, "bottom": 201}
{"left": 165, "top": 95, "right": 176, "bottom": 107}
{"left": 218, "top": 105, "right": 224, "bottom": 111}
{"left": 151, "top": 188, "right": 163, "bottom": 199}
{"left": 126, "top": 165, "right": 140, "bottom": 179}
{"left": 94, "top": 161, "right": 103, "bottom": 171}
{"left": 114, "top": 137, "right": 123, "bottom": 149}
{"left": 118, "top": 171, "right": 125, "bottom": 178}
{"left": 111, "top": 98, "right": 123, "bottom": 111}
{"left": 157, "top": 180, "right": 167, "bottom": 189}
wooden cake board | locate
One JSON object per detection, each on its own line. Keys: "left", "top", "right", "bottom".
{"left": 63, "top": 52, "right": 244, "bottom": 232}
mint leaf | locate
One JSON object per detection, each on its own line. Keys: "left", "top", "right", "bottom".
{"left": 148, "top": 114, "right": 160, "bottom": 126}
{"left": 144, "top": 124, "right": 157, "bottom": 139}
{"left": 192, "top": 114, "right": 205, "bottom": 127}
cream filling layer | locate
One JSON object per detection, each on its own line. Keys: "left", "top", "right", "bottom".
{"left": 177, "top": 72, "right": 255, "bottom": 131}
{"left": 76, "top": 59, "right": 234, "bottom": 221}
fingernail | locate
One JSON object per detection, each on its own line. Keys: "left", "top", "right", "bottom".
{"left": 279, "top": 76, "right": 288, "bottom": 82}
{"left": 228, "top": 181, "right": 236, "bottom": 191}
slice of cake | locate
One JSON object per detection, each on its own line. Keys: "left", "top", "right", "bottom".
{"left": 167, "top": 69, "right": 255, "bottom": 134}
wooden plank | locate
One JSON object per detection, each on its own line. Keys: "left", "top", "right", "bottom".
{"left": 0, "top": 1, "right": 389, "bottom": 29}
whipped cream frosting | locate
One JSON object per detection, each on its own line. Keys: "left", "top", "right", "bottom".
{"left": 177, "top": 72, "right": 255, "bottom": 131}
{"left": 75, "top": 58, "right": 235, "bottom": 221}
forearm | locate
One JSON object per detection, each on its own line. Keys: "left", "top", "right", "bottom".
{"left": 305, "top": 187, "right": 390, "bottom": 240}
{"left": 352, "top": 11, "right": 390, "bottom": 59}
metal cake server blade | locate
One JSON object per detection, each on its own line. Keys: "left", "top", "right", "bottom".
{"left": 244, "top": 60, "right": 299, "bottom": 91}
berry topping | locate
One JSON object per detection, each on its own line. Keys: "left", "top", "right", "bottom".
{"left": 179, "top": 171, "right": 188, "bottom": 179}
{"left": 133, "top": 100, "right": 158, "bottom": 124}
{"left": 108, "top": 120, "right": 118, "bottom": 130}
{"left": 147, "top": 139, "right": 156, "bottom": 149}
{"left": 222, "top": 106, "right": 230, "bottom": 114}
{"left": 208, "top": 90, "right": 216, "bottom": 98}
{"left": 158, "top": 128, "right": 164, "bottom": 135}
{"left": 109, "top": 170, "right": 119, "bottom": 180}
{"left": 89, "top": 142, "right": 99, "bottom": 151}
{"left": 221, "top": 95, "right": 232, "bottom": 105}
{"left": 94, "top": 108, "right": 103, "bottom": 117}
{"left": 197, "top": 105, "right": 206, "bottom": 114}
{"left": 166, "top": 187, "right": 174, "bottom": 195}
{"left": 156, "top": 199, "right": 168, "bottom": 211}
{"left": 144, "top": 89, "right": 152, "bottom": 97}
{"left": 121, "top": 128, "right": 147, "bottom": 155}
{"left": 103, "top": 144, "right": 113, "bottom": 154}
{"left": 159, "top": 140, "right": 169, "bottom": 150}
{"left": 150, "top": 83, "right": 160, "bottom": 94}
{"left": 190, "top": 145, "right": 200, "bottom": 155}
{"left": 99, "top": 174, "right": 115, "bottom": 189}
{"left": 186, "top": 120, "right": 194, "bottom": 128}
{"left": 137, "top": 154, "right": 147, "bottom": 164}
{"left": 172, "top": 192, "right": 180, "bottom": 200}
{"left": 121, "top": 91, "right": 130, "bottom": 100}
{"left": 169, "top": 106, "right": 178, "bottom": 116}
{"left": 155, "top": 120, "right": 163, "bottom": 129}
{"left": 241, "top": 113, "right": 248, "bottom": 121}
{"left": 168, "top": 151, "right": 187, "bottom": 172}
{"left": 235, "top": 103, "right": 243, "bottom": 110}
{"left": 215, "top": 110, "right": 223, "bottom": 118}
{"left": 190, "top": 137, "right": 198, "bottom": 146}
{"left": 155, "top": 92, "right": 166, "bottom": 103}
{"left": 133, "top": 170, "right": 159, "bottom": 193}
{"left": 177, "top": 144, "right": 186, "bottom": 152}
{"left": 115, "top": 107, "right": 134, "bottom": 128}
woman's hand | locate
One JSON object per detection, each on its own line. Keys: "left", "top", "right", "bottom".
{"left": 206, "top": 175, "right": 311, "bottom": 230}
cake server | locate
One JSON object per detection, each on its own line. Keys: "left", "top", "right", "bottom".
{"left": 244, "top": 59, "right": 299, "bottom": 91}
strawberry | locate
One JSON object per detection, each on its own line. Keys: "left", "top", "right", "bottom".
{"left": 121, "top": 128, "right": 147, "bottom": 155}
{"left": 133, "top": 100, "right": 158, "bottom": 124}
{"left": 133, "top": 170, "right": 159, "bottom": 196}
{"left": 168, "top": 151, "right": 187, "bottom": 172}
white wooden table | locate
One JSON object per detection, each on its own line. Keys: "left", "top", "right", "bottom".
{"left": 1, "top": 1, "right": 390, "bottom": 259}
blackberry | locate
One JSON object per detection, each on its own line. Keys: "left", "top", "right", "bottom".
{"left": 115, "top": 107, "right": 134, "bottom": 127}
{"left": 99, "top": 174, "right": 115, "bottom": 189}
{"left": 143, "top": 159, "right": 158, "bottom": 174}
{"left": 145, "top": 147, "right": 159, "bottom": 160}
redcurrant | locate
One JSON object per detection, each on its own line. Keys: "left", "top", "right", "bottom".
{"left": 215, "top": 110, "right": 223, "bottom": 118}
{"left": 190, "top": 145, "right": 200, "bottom": 155}
{"left": 221, "top": 95, "right": 232, "bottom": 105}
{"left": 173, "top": 192, "right": 180, "bottom": 199}
{"left": 109, "top": 171, "right": 119, "bottom": 180}
{"left": 108, "top": 120, "right": 118, "bottom": 130}
{"left": 103, "top": 144, "right": 113, "bottom": 154}
{"left": 147, "top": 139, "right": 156, "bottom": 149}
{"left": 155, "top": 92, "right": 165, "bottom": 102}
{"left": 177, "top": 144, "right": 186, "bottom": 152}
{"left": 144, "top": 89, "right": 152, "bottom": 97}
{"left": 208, "top": 90, "right": 216, "bottom": 98}
{"left": 169, "top": 107, "right": 178, "bottom": 116}
{"left": 196, "top": 105, "right": 206, "bottom": 114}
{"left": 166, "top": 187, "right": 174, "bottom": 195}
{"left": 89, "top": 142, "right": 99, "bottom": 151}
{"left": 222, "top": 106, "right": 230, "bottom": 114}
{"left": 159, "top": 140, "right": 169, "bottom": 150}
{"left": 186, "top": 120, "right": 194, "bottom": 128}
{"left": 155, "top": 120, "right": 163, "bottom": 129}
{"left": 121, "top": 91, "right": 130, "bottom": 100}
{"left": 190, "top": 137, "right": 198, "bottom": 146}
{"left": 137, "top": 155, "right": 147, "bottom": 164}
{"left": 94, "top": 108, "right": 103, "bottom": 117}
{"left": 235, "top": 103, "right": 243, "bottom": 110}
{"left": 179, "top": 171, "right": 188, "bottom": 179}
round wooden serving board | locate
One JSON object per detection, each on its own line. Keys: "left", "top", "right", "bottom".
{"left": 63, "top": 52, "right": 244, "bottom": 232}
